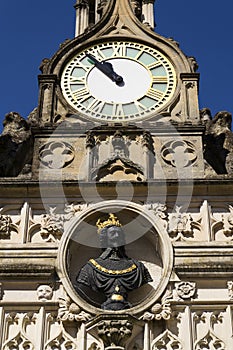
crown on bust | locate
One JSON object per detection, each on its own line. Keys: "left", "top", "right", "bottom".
{"left": 96, "top": 213, "right": 122, "bottom": 234}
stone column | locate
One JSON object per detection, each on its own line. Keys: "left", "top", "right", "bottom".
{"left": 142, "top": 131, "right": 153, "bottom": 179}
{"left": 74, "top": 0, "right": 89, "bottom": 37}
{"left": 86, "top": 132, "right": 95, "bottom": 181}
{"left": 38, "top": 74, "right": 57, "bottom": 123}
{"left": 180, "top": 73, "right": 200, "bottom": 124}
{"left": 142, "top": 0, "right": 155, "bottom": 28}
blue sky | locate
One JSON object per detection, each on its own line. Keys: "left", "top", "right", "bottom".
{"left": 0, "top": 0, "right": 233, "bottom": 129}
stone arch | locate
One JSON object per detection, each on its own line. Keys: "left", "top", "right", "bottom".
{"left": 92, "top": 157, "right": 145, "bottom": 182}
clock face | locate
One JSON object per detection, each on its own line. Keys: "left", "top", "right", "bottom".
{"left": 61, "top": 41, "right": 176, "bottom": 121}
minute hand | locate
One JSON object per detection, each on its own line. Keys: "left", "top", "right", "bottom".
{"left": 86, "top": 53, "right": 123, "bottom": 85}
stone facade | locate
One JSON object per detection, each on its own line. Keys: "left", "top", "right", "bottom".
{"left": 0, "top": 0, "right": 233, "bottom": 349}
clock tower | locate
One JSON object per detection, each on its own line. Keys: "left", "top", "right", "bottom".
{"left": 1, "top": 1, "right": 233, "bottom": 349}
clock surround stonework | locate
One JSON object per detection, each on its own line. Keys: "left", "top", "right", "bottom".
{"left": 0, "top": 0, "right": 233, "bottom": 349}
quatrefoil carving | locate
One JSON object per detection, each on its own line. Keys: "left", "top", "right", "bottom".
{"left": 39, "top": 141, "right": 74, "bottom": 169}
{"left": 161, "top": 140, "right": 197, "bottom": 168}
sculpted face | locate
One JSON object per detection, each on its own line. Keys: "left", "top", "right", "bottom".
{"left": 106, "top": 226, "right": 125, "bottom": 247}
{"left": 37, "top": 285, "right": 53, "bottom": 301}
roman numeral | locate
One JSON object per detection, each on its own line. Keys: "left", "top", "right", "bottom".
{"left": 134, "top": 49, "right": 146, "bottom": 60}
{"left": 152, "top": 76, "right": 168, "bottom": 83}
{"left": 75, "top": 61, "right": 90, "bottom": 71}
{"left": 147, "top": 61, "right": 163, "bottom": 69}
{"left": 88, "top": 99, "right": 106, "bottom": 114}
{"left": 134, "top": 100, "right": 148, "bottom": 112}
{"left": 112, "top": 103, "right": 125, "bottom": 117}
{"left": 146, "top": 88, "right": 164, "bottom": 101}
{"left": 72, "top": 87, "right": 90, "bottom": 102}
{"left": 89, "top": 47, "right": 107, "bottom": 61}
{"left": 70, "top": 76, "right": 86, "bottom": 84}
{"left": 111, "top": 42, "right": 127, "bottom": 57}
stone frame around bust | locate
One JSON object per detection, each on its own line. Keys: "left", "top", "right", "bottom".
{"left": 56, "top": 200, "right": 173, "bottom": 316}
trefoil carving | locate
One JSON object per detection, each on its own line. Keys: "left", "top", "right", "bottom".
{"left": 152, "top": 329, "right": 183, "bottom": 350}
{"left": 45, "top": 329, "right": 77, "bottom": 350}
{"left": 195, "top": 330, "right": 225, "bottom": 350}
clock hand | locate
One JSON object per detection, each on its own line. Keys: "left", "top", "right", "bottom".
{"left": 86, "top": 53, "right": 123, "bottom": 86}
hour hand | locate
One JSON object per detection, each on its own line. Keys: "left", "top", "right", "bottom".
{"left": 86, "top": 53, "right": 123, "bottom": 85}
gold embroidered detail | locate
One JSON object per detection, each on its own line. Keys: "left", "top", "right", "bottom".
{"left": 89, "top": 259, "right": 136, "bottom": 275}
{"left": 111, "top": 294, "right": 124, "bottom": 301}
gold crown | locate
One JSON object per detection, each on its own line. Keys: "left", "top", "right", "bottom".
{"left": 96, "top": 213, "right": 122, "bottom": 234}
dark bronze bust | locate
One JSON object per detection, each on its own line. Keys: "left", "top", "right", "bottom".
{"left": 76, "top": 214, "right": 152, "bottom": 310}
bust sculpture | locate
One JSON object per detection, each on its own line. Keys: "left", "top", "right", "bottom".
{"left": 75, "top": 213, "right": 152, "bottom": 310}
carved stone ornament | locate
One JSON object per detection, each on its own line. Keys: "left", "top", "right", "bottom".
{"left": 140, "top": 288, "right": 173, "bottom": 321}
{"left": 37, "top": 284, "right": 53, "bottom": 302}
{"left": 58, "top": 290, "right": 92, "bottom": 323}
{"left": 93, "top": 156, "right": 145, "bottom": 182}
{"left": 0, "top": 213, "right": 13, "bottom": 239}
{"left": 161, "top": 140, "right": 197, "bottom": 168}
{"left": 98, "top": 318, "right": 133, "bottom": 348}
{"left": 227, "top": 281, "right": 233, "bottom": 300}
{"left": 144, "top": 202, "right": 167, "bottom": 228}
{"left": 222, "top": 205, "right": 233, "bottom": 238}
{"left": 86, "top": 314, "right": 144, "bottom": 350}
{"left": 174, "top": 281, "right": 196, "bottom": 300}
{"left": 40, "top": 207, "right": 64, "bottom": 242}
{"left": 39, "top": 141, "right": 74, "bottom": 169}
{"left": 168, "top": 206, "right": 194, "bottom": 241}
{"left": 39, "top": 203, "right": 88, "bottom": 242}
{"left": 152, "top": 329, "right": 183, "bottom": 350}
{"left": 195, "top": 330, "right": 225, "bottom": 350}
{"left": 0, "top": 283, "right": 3, "bottom": 300}
{"left": 2, "top": 312, "right": 37, "bottom": 350}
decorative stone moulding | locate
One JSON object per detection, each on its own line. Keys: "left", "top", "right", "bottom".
{"left": 57, "top": 200, "right": 174, "bottom": 316}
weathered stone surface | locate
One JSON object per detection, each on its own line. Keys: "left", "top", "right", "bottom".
{"left": 201, "top": 108, "right": 233, "bottom": 175}
{"left": 0, "top": 112, "right": 32, "bottom": 177}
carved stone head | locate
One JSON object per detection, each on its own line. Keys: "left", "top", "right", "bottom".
{"left": 37, "top": 285, "right": 53, "bottom": 301}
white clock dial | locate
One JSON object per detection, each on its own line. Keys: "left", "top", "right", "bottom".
{"left": 61, "top": 41, "right": 176, "bottom": 121}
{"left": 87, "top": 59, "right": 151, "bottom": 103}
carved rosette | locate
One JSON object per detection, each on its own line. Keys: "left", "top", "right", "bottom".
{"left": 174, "top": 281, "right": 196, "bottom": 300}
